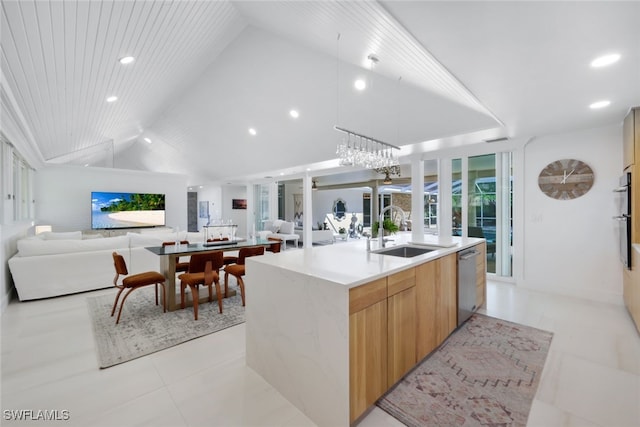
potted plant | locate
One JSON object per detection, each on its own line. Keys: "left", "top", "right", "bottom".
{"left": 338, "top": 227, "right": 346, "bottom": 235}
{"left": 372, "top": 219, "right": 399, "bottom": 237}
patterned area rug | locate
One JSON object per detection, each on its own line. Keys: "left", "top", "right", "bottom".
{"left": 87, "top": 288, "right": 245, "bottom": 368}
{"left": 377, "top": 314, "right": 553, "bottom": 427}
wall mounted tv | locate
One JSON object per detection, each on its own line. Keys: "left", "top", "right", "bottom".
{"left": 91, "top": 191, "right": 166, "bottom": 230}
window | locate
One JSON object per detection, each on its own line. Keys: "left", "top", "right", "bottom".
{"left": 2, "top": 139, "right": 33, "bottom": 223}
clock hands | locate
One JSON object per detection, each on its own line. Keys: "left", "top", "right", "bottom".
{"left": 561, "top": 168, "right": 575, "bottom": 184}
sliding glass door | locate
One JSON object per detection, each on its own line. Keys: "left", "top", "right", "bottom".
{"left": 452, "top": 153, "right": 512, "bottom": 276}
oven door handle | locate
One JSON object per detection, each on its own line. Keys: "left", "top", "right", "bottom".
{"left": 613, "top": 215, "right": 630, "bottom": 221}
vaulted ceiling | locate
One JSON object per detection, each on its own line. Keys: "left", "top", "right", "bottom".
{"left": 2, "top": 1, "right": 639, "bottom": 186}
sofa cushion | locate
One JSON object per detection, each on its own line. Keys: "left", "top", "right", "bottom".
{"left": 17, "top": 235, "right": 129, "bottom": 257}
{"left": 82, "top": 233, "right": 104, "bottom": 239}
{"left": 279, "top": 221, "right": 294, "bottom": 235}
{"left": 127, "top": 232, "right": 173, "bottom": 248}
{"left": 41, "top": 231, "right": 82, "bottom": 240}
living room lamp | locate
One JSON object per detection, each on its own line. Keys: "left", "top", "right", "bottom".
{"left": 35, "top": 225, "right": 52, "bottom": 235}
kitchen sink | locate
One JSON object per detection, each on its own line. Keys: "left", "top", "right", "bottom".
{"left": 373, "top": 245, "right": 436, "bottom": 258}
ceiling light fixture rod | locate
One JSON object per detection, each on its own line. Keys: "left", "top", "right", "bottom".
{"left": 333, "top": 126, "right": 401, "bottom": 150}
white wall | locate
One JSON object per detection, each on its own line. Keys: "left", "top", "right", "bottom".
{"left": 519, "top": 124, "right": 623, "bottom": 304}
{"left": 35, "top": 165, "right": 188, "bottom": 232}
{"left": 195, "top": 186, "right": 222, "bottom": 231}
{"left": 221, "top": 185, "right": 247, "bottom": 236}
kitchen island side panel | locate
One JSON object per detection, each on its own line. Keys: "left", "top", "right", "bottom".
{"left": 245, "top": 260, "right": 350, "bottom": 427}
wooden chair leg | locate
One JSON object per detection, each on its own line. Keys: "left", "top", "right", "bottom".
{"left": 155, "top": 283, "right": 159, "bottom": 305}
{"left": 159, "top": 283, "right": 166, "bottom": 312}
{"left": 116, "top": 288, "right": 136, "bottom": 324}
{"left": 207, "top": 283, "right": 213, "bottom": 303}
{"left": 214, "top": 280, "right": 223, "bottom": 313}
{"left": 180, "top": 283, "right": 187, "bottom": 309}
{"left": 191, "top": 284, "right": 199, "bottom": 320}
{"left": 237, "top": 276, "right": 245, "bottom": 306}
{"left": 111, "top": 288, "right": 125, "bottom": 317}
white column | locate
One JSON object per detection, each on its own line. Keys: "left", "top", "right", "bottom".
{"left": 461, "top": 156, "right": 469, "bottom": 237}
{"left": 302, "top": 174, "right": 313, "bottom": 248}
{"left": 411, "top": 155, "right": 425, "bottom": 242}
{"left": 438, "top": 158, "right": 453, "bottom": 240}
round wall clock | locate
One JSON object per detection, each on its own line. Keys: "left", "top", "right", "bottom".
{"left": 538, "top": 159, "right": 594, "bottom": 200}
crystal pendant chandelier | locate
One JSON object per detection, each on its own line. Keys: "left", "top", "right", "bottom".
{"left": 335, "top": 126, "right": 400, "bottom": 169}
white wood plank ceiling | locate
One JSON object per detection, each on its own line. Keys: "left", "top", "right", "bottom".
{"left": 1, "top": 1, "right": 638, "bottom": 183}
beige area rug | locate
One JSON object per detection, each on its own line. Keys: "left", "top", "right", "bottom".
{"left": 87, "top": 288, "right": 245, "bottom": 368}
{"left": 377, "top": 314, "right": 553, "bottom": 427}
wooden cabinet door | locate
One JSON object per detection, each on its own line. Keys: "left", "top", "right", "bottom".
{"left": 436, "top": 253, "right": 458, "bottom": 345}
{"left": 415, "top": 261, "right": 438, "bottom": 361}
{"left": 623, "top": 248, "right": 640, "bottom": 334}
{"left": 388, "top": 285, "right": 416, "bottom": 386}
{"left": 349, "top": 279, "right": 388, "bottom": 423}
{"left": 415, "top": 254, "right": 457, "bottom": 360}
{"left": 387, "top": 268, "right": 416, "bottom": 386}
{"left": 475, "top": 242, "right": 487, "bottom": 309}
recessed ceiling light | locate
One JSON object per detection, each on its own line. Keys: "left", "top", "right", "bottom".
{"left": 590, "top": 53, "right": 620, "bottom": 68}
{"left": 106, "top": 95, "right": 118, "bottom": 103}
{"left": 589, "top": 100, "right": 610, "bottom": 109}
{"left": 248, "top": 128, "right": 257, "bottom": 136}
{"left": 144, "top": 137, "right": 152, "bottom": 144}
{"left": 119, "top": 56, "right": 135, "bottom": 65}
{"left": 280, "top": 172, "right": 285, "bottom": 176}
{"left": 354, "top": 79, "right": 366, "bottom": 91}
{"left": 289, "top": 109, "right": 299, "bottom": 119}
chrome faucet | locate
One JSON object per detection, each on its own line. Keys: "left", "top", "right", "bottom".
{"left": 379, "top": 205, "right": 406, "bottom": 248}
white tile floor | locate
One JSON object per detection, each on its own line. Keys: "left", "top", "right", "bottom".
{"left": 1, "top": 280, "right": 639, "bottom": 427}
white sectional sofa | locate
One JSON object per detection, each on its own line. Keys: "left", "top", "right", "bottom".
{"left": 8, "top": 229, "right": 204, "bottom": 301}
{"left": 258, "top": 220, "right": 299, "bottom": 249}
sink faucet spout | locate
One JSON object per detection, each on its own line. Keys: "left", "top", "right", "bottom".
{"left": 378, "top": 205, "right": 406, "bottom": 248}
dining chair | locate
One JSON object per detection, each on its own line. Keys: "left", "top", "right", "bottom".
{"left": 111, "top": 252, "right": 166, "bottom": 325}
{"left": 162, "top": 240, "right": 190, "bottom": 272}
{"left": 224, "top": 246, "right": 265, "bottom": 306}
{"left": 178, "top": 251, "right": 224, "bottom": 320}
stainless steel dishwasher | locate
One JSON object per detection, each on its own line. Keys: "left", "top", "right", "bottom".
{"left": 458, "top": 248, "right": 481, "bottom": 326}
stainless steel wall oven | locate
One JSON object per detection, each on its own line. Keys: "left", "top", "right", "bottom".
{"left": 614, "top": 172, "right": 632, "bottom": 269}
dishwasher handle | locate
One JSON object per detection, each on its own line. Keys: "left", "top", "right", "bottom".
{"left": 459, "top": 249, "right": 480, "bottom": 261}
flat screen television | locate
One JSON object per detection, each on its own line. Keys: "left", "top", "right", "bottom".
{"left": 91, "top": 191, "right": 166, "bottom": 230}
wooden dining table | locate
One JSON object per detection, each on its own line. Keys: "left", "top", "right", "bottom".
{"left": 145, "top": 238, "right": 276, "bottom": 311}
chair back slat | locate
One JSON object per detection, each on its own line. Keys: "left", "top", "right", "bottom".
{"left": 238, "top": 246, "right": 265, "bottom": 265}
{"left": 112, "top": 252, "right": 129, "bottom": 275}
{"left": 204, "top": 261, "right": 214, "bottom": 286}
{"left": 188, "top": 251, "right": 224, "bottom": 273}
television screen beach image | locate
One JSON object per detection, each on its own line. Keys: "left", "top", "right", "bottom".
{"left": 91, "top": 191, "right": 166, "bottom": 229}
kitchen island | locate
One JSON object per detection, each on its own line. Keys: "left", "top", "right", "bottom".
{"left": 245, "top": 233, "right": 486, "bottom": 426}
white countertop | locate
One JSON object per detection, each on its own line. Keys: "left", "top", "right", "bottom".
{"left": 248, "top": 232, "right": 484, "bottom": 288}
